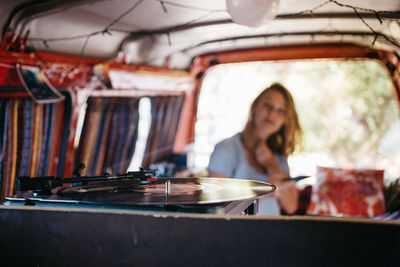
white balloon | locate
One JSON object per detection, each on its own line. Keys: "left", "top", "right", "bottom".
{"left": 226, "top": 0, "right": 280, "bottom": 27}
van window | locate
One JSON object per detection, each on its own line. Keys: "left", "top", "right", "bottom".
{"left": 194, "top": 60, "right": 399, "bottom": 184}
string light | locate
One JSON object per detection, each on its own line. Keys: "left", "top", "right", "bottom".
{"left": 226, "top": 0, "right": 280, "bottom": 27}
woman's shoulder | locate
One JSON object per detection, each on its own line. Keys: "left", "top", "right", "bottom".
{"left": 274, "top": 153, "right": 289, "bottom": 173}
{"left": 208, "top": 133, "right": 242, "bottom": 175}
{"left": 215, "top": 133, "right": 240, "bottom": 151}
{"left": 211, "top": 133, "right": 242, "bottom": 157}
{"left": 214, "top": 133, "right": 241, "bottom": 149}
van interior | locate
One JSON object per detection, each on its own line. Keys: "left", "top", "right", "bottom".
{"left": 0, "top": 1, "right": 400, "bottom": 266}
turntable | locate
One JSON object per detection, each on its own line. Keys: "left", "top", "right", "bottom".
{"left": 4, "top": 168, "right": 276, "bottom": 215}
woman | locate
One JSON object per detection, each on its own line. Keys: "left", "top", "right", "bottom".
{"left": 207, "top": 83, "right": 303, "bottom": 215}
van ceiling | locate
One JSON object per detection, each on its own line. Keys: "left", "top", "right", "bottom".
{"left": 1, "top": 0, "right": 400, "bottom": 70}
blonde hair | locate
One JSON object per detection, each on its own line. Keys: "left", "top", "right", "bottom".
{"left": 244, "top": 83, "right": 303, "bottom": 155}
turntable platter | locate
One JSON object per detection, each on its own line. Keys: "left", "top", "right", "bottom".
{"left": 54, "top": 177, "right": 275, "bottom": 205}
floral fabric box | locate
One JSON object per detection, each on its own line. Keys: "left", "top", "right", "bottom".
{"left": 307, "top": 166, "right": 386, "bottom": 217}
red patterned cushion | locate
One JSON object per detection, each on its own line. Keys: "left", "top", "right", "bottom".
{"left": 307, "top": 166, "right": 386, "bottom": 217}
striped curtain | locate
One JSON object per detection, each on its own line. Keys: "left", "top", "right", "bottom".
{"left": 75, "top": 97, "right": 140, "bottom": 176}
{"left": 0, "top": 97, "right": 68, "bottom": 196}
{"left": 142, "top": 95, "right": 185, "bottom": 168}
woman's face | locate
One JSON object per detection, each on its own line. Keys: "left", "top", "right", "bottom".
{"left": 253, "top": 89, "right": 287, "bottom": 139}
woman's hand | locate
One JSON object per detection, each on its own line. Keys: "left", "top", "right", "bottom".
{"left": 254, "top": 141, "right": 281, "bottom": 175}
{"left": 268, "top": 173, "right": 299, "bottom": 215}
{"left": 254, "top": 140, "right": 273, "bottom": 165}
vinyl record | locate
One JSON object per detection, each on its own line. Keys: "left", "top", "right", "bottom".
{"left": 54, "top": 177, "right": 276, "bottom": 205}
